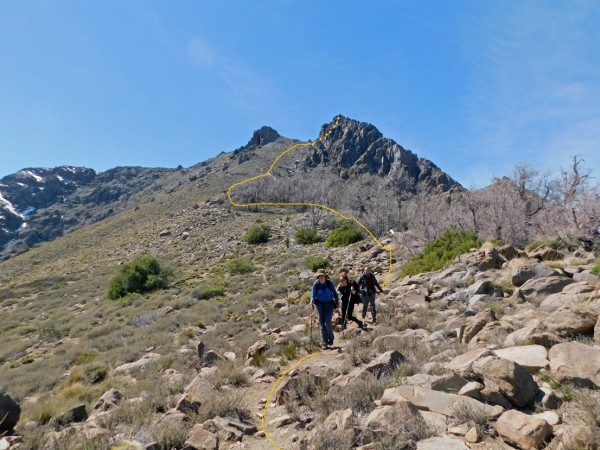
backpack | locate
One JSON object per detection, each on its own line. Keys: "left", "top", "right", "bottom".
{"left": 314, "top": 278, "right": 337, "bottom": 304}
{"left": 350, "top": 280, "right": 362, "bottom": 304}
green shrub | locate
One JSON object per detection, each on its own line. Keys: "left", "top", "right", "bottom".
{"left": 489, "top": 238, "right": 504, "bottom": 246}
{"left": 192, "top": 282, "right": 226, "bottom": 300}
{"left": 306, "top": 256, "right": 331, "bottom": 271}
{"left": 244, "top": 223, "right": 270, "bottom": 244}
{"left": 592, "top": 265, "right": 600, "bottom": 275}
{"left": 108, "top": 255, "right": 174, "bottom": 300}
{"left": 295, "top": 228, "right": 319, "bottom": 245}
{"left": 71, "top": 351, "right": 99, "bottom": 365}
{"left": 226, "top": 257, "right": 256, "bottom": 274}
{"left": 324, "top": 223, "right": 364, "bottom": 248}
{"left": 400, "top": 228, "right": 481, "bottom": 277}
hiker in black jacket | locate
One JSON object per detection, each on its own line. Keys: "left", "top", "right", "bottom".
{"left": 357, "top": 266, "right": 383, "bottom": 324}
{"left": 337, "top": 270, "right": 364, "bottom": 330}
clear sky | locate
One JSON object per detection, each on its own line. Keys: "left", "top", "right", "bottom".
{"left": 1, "top": 1, "right": 599, "bottom": 187}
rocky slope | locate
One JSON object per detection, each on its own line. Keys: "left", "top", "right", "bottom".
{"left": 1, "top": 213, "right": 599, "bottom": 449}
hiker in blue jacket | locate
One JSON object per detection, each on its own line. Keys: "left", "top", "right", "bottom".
{"left": 310, "top": 269, "right": 340, "bottom": 348}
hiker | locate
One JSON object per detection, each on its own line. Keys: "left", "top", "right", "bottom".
{"left": 358, "top": 266, "right": 384, "bottom": 324}
{"left": 310, "top": 269, "right": 340, "bottom": 348}
{"left": 337, "top": 269, "right": 364, "bottom": 329}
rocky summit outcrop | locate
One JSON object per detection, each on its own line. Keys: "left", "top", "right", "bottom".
{"left": 308, "top": 115, "right": 461, "bottom": 196}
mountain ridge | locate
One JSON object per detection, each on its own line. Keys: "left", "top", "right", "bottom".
{"left": 0, "top": 115, "right": 458, "bottom": 260}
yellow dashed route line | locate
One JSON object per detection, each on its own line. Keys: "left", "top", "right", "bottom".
{"left": 227, "top": 116, "right": 393, "bottom": 449}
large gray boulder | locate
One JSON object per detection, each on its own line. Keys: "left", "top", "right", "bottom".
{"left": 493, "top": 345, "right": 549, "bottom": 373}
{"left": 519, "top": 276, "right": 575, "bottom": 301}
{"left": 544, "top": 304, "right": 598, "bottom": 337}
{"left": 0, "top": 388, "right": 20, "bottom": 432}
{"left": 548, "top": 342, "right": 600, "bottom": 388}
{"left": 472, "top": 356, "right": 539, "bottom": 407}
{"left": 380, "top": 385, "right": 503, "bottom": 418}
{"left": 511, "top": 264, "right": 558, "bottom": 287}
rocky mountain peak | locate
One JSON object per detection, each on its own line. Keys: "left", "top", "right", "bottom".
{"left": 309, "top": 115, "right": 461, "bottom": 197}
{"left": 246, "top": 126, "right": 281, "bottom": 148}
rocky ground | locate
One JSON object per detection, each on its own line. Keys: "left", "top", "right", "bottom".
{"left": 2, "top": 239, "right": 599, "bottom": 449}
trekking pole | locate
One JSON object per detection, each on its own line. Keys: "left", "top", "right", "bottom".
{"left": 309, "top": 306, "right": 314, "bottom": 353}
{"left": 342, "top": 297, "right": 351, "bottom": 340}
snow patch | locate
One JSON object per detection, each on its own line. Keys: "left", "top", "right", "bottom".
{"left": 57, "top": 175, "right": 64, "bottom": 182}
{"left": 0, "top": 192, "right": 23, "bottom": 218}
{"left": 22, "top": 170, "right": 44, "bottom": 183}
{"left": 21, "top": 222, "right": 27, "bottom": 228}
{"left": 21, "top": 206, "right": 36, "bottom": 216}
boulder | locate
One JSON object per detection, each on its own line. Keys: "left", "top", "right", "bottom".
{"left": 462, "top": 310, "right": 496, "bottom": 344}
{"left": 176, "top": 376, "right": 215, "bottom": 414}
{"left": 380, "top": 385, "right": 503, "bottom": 418}
{"left": 493, "top": 345, "right": 549, "bottom": 373}
{"left": 503, "top": 320, "right": 543, "bottom": 347}
{"left": 472, "top": 356, "right": 539, "bottom": 407}
{"left": 94, "top": 388, "right": 122, "bottom": 411}
{"left": 512, "top": 264, "right": 558, "bottom": 287}
{"left": 53, "top": 404, "right": 87, "bottom": 426}
{"left": 331, "top": 351, "right": 404, "bottom": 387}
{"left": 0, "top": 388, "right": 20, "bottom": 432}
{"left": 545, "top": 304, "right": 598, "bottom": 337}
{"left": 479, "top": 383, "right": 513, "bottom": 409}
{"left": 520, "top": 276, "right": 575, "bottom": 301}
{"left": 444, "top": 348, "right": 492, "bottom": 375}
{"left": 458, "top": 381, "right": 484, "bottom": 401}
{"left": 202, "top": 416, "right": 256, "bottom": 442}
{"left": 113, "top": 353, "right": 162, "bottom": 374}
{"left": 364, "top": 401, "right": 424, "bottom": 434}
{"left": 527, "top": 247, "right": 562, "bottom": 261}
{"left": 245, "top": 340, "right": 268, "bottom": 366}
{"left": 323, "top": 409, "right": 354, "bottom": 432}
{"left": 429, "top": 372, "right": 469, "bottom": 392}
{"left": 467, "top": 280, "right": 493, "bottom": 297}
{"left": 548, "top": 342, "right": 600, "bottom": 388}
{"left": 496, "top": 410, "right": 552, "bottom": 450}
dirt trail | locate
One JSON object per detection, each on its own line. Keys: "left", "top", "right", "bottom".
{"left": 231, "top": 331, "right": 355, "bottom": 450}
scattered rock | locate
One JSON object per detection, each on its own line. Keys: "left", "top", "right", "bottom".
{"left": 380, "top": 385, "right": 502, "bottom": 418}
{"left": 512, "top": 264, "right": 558, "bottom": 287}
{"left": 493, "top": 345, "right": 549, "bottom": 373}
{"left": 548, "top": 341, "right": 600, "bottom": 388}
{"left": 245, "top": 340, "right": 269, "bottom": 366}
{"left": 496, "top": 409, "right": 552, "bottom": 450}
{"left": 113, "top": 353, "right": 162, "bottom": 374}
{"left": 176, "top": 377, "right": 215, "bottom": 414}
{"left": 472, "top": 356, "right": 540, "bottom": 407}
{"left": 53, "top": 404, "right": 87, "bottom": 426}
{"left": 94, "top": 388, "right": 122, "bottom": 411}
{"left": 520, "top": 276, "right": 575, "bottom": 302}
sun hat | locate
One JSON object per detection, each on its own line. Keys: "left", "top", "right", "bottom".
{"left": 315, "top": 269, "right": 328, "bottom": 278}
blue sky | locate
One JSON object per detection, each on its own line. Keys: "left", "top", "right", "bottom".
{"left": 1, "top": 1, "right": 599, "bottom": 187}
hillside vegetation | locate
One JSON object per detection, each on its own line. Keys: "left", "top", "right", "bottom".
{"left": 1, "top": 117, "right": 600, "bottom": 449}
